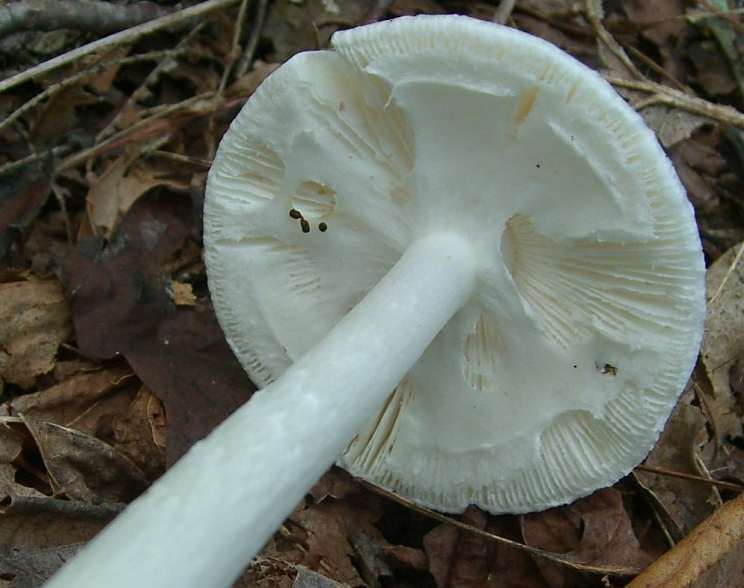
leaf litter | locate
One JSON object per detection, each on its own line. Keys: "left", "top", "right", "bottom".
{"left": 1, "top": 1, "right": 744, "bottom": 588}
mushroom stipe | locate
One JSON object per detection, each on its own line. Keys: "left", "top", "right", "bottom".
{"left": 43, "top": 15, "right": 705, "bottom": 588}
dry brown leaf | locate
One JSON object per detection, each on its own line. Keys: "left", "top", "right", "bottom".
{"left": 522, "top": 488, "right": 652, "bottom": 587}
{"left": 2, "top": 360, "right": 166, "bottom": 482}
{"left": 434, "top": 507, "right": 491, "bottom": 588}
{"left": 640, "top": 107, "right": 712, "bottom": 148}
{"left": 701, "top": 240, "right": 744, "bottom": 444}
{"left": 263, "top": 0, "right": 374, "bottom": 61}
{"left": 29, "top": 85, "right": 101, "bottom": 144}
{"left": 0, "top": 419, "right": 47, "bottom": 503}
{"left": 0, "top": 498, "right": 122, "bottom": 587}
{"left": 0, "top": 280, "right": 73, "bottom": 389}
{"left": 239, "top": 558, "right": 350, "bottom": 588}
{"left": 625, "top": 492, "right": 744, "bottom": 588}
{"left": 260, "top": 493, "right": 384, "bottom": 588}
{"left": 110, "top": 385, "right": 166, "bottom": 479}
{"left": 621, "top": 0, "right": 687, "bottom": 46}
{"left": 423, "top": 522, "right": 460, "bottom": 588}
{"left": 5, "top": 362, "right": 135, "bottom": 428}
{"left": 308, "top": 468, "right": 362, "bottom": 504}
{"left": 170, "top": 280, "right": 196, "bottom": 306}
{"left": 19, "top": 412, "right": 148, "bottom": 503}
{"left": 635, "top": 401, "right": 720, "bottom": 539}
{"left": 85, "top": 151, "right": 191, "bottom": 237}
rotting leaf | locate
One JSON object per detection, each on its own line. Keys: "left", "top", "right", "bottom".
{"left": 19, "top": 412, "right": 149, "bottom": 503}
{"left": 0, "top": 497, "right": 122, "bottom": 588}
{"left": 59, "top": 190, "right": 255, "bottom": 464}
{"left": 0, "top": 280, "right": 73, "bottom": 389}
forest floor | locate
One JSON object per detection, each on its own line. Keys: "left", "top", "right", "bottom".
{"left": 2, "top": 1, "right": 744, "bottom": 587}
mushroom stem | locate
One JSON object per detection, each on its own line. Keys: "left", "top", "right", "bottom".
{"left": 44, "top": 232, "right": 477, "bottom": 588}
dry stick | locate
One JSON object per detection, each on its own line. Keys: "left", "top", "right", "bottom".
{"left": 207, "top": 0, "right": 250, "bottom": 156}
{"left": 0, "top": 0, "right": 241, "bottom": 94}
{"left": 55, "top": 89, "right": 252, "bottom": 173}
{"left": 0, "top": 0, "right": 173, "bottom": 37}
{"left": 635, "top": 464, "right": 744, "bottom": 493}
{"left": 95, "top": 24, "right": 209, "bottom": 143}
{"left": 708, "top": 241, "right": 744, "bottom": 305}
{"left": 361, "top": 482, "right": 643, "bottom": 577}
{"left": 0, "top": 143, "right": 69, "bottom": 178}
{"left": 361, "top": 0, "right": 394, "bottom": 26}
{"left": 624, "top": 45, "right": 692, "bottom": 94}
{"left": 583, "top": 0, "right": 744, "bottom": 128}
{"left": 492, "top": 0, "right": 518, "bottom": 25}
{"left": 0, "top": 49, "right": 188, "bottom": 137}
{"left": 604, "top": 75, "right": 744, "bottom": 128}
{"left": 235, "top": 0, "right": 270, "bottom": 77}
{"left": 585, "top": 0, "right": 645, "bottom": 81}
{"left": 57, "top": 93, "right": 216, "bottom": 172}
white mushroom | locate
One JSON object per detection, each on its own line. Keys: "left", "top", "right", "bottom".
{"left": 43, "top": 15, "right": 705, "bottom": 588}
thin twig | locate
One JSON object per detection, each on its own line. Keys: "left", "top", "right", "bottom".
{"left": 56, "top": 90, "right": 252, "bottom": 173}
{"left": 208, "top": 0, "right": 251, "bottom": 156}
{"left": 604, "top": 75, "right": 744, "bottom": 128}
{"left": 0, "top": 0, "right": 173, "bottom": 37}
{"left": 0, "top": 49, "right": 189, "bottom": 137}
{"left": 236, "top": 0, "right": 270, "bottom": 77}
{"left": 585, "top": 0, "right": 645, "bottom": 80}
{"left": 635, "top": 464, "right": 744, "bottom": 493}
{"left": 57, "top": 92, "right": 216, "bottom": 173}
{"left": 0, "top": 144, "right": 70, "bottom": 178}
{"left": 708, "top": 241, "right": 744, "bottom": 305}
{"left": 624, "top": 45, "right": 692, "bottom": 94}
{"left": 492, "top": 0, "right": 517, "bottom": 24}
{"left": 0, "top": 0, "right": 241, "bottom": 94}
{"left": 361, "top": 0, "right": 393, "bottom": 25}
{"left": 95, "top": 24, "right": 209, "bottom": 143}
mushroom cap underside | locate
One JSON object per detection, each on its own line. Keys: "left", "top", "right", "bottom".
{"left": 204, "top": 15, "right": 706, "bottom": 513}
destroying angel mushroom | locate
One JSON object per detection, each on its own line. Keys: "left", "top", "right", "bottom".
{"left": 44, "top": 14, "right": 705, "bottom": 588}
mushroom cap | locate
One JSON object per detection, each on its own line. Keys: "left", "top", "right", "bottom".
{"left": 204, "top": 15, "right": 705, "bottom": 513}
